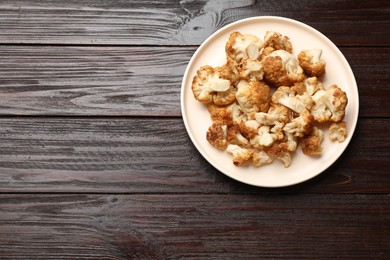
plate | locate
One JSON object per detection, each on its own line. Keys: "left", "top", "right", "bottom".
{"left": 180, "top": 16, "right": 359, "bottom": 188}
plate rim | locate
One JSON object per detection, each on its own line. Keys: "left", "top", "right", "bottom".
{"left": 180, "top": 15, "right": 359, "bottom": 188}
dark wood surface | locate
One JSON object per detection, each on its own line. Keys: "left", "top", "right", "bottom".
{"left": 0, "top": 0, "right": 389, "bottom": 259}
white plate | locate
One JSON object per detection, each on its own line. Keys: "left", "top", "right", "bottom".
{"left": 180, "top": 16, "right": 359, "bottom": 188}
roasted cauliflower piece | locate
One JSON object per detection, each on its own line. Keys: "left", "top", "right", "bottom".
{"left": 207, "top": 104, "right": 233, "bottom": 125}
{"left": 263, "top": 50, "right": 304, "bottom": 87}
{"left": 236, "top": 80, "right": 272, "bottom": 119}
{"left": 250, "top": 125, "right": 277, "bottom": 147}
{"left": 226, "top": 32, "right": 263, "bottom": 63}
{"left": 300, "top": 127, "right": 324, "bottom": 156}
{"left": 272, "top": 86, "right": 313, "bottom": 114}
{"left": 213, "top": 84, "right": 237, "bottom": 106}
{"left": 227, "top": 125, "right": 250, "bottom": 148}
{"left": 252, "top": 150, "right": 273, "bottom": 167}
{"left": 329, "top": 121, "right": 347, "bottom": 142}
{"left": 311, "top": 84, "right": 348, "bottom": 123}
{"left": 298, "top": 49, "right": 326, "bottom": 77}
{"left": 226, "top": 144, "right": 253, "bottom": 166}
{"left": 191, "top": 65, "right": 232, "bottom": 104}
{"left": 206, "top": 123, "right": 228, "bottom": 150}
{"left": 263, "top": 31, "right": 293, "bottom": 53}
{"left": 239, "top": 58, "right": 264, "bottom": 82}
{"left": 266, "top": 142, "right": 292, "bottom": 167}
{"left": 216, "top": 59, "right": 241, "bottom": 85}
{"left": 283, "top": 110, "right": 314, "bottom": 138}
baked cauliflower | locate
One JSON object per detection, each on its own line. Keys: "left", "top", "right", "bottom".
{"left": 206, "top": 123, "right": 228, "bottom": 150}
{"left": 235, "top": 80, "right": 272, "bottom": 119}
{"left": 192, "top": 30, "right": 350, "bottom": 169}
{"left": 225, "top": 32, "right": 263, "bottom": 63}
{"left": 263, "top": 50, "right": 304, "bottom": 87}
{"left": 192, "top": 65, "right": 233, "bottom": 105}
{"left": 283, "top": 109, "right": 314, "bottom": 138}
{"left": 239, "top": 58, "right": 264, "bottom": 82}
{"left": 329, "top": 121, "right": 347, "bottom": 142}
{"left": 298, "top": 49, "right": 326, "bottom": 77}
{"left": 263, "top": 31, "right": 293, "bottom": 53}
{"left": 226, "top": 144, "right": 254, "bottom": 166}
{"left": 266, "top": 142, "right": 291, "bottom": 167}
{"left": 300, "top": 127, "right": 324, "bottom": 155}
{"left": 311, "top": 84, "right": 348, "bottom": 123}
{"left": 272, "top": 86, "right": 313, "bottom": 114}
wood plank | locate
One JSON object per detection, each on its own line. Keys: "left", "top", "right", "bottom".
{"left": 0, "top": 194, "right": 388, "bottom": 259}
{"left": 0, "top": 117, "right": 388, "bottom": 194}
{"left": 0, "top": 46, "right": 388, "bottom": 117}
{"left": 0, "top": 0, "right": 388, "bottom": 46}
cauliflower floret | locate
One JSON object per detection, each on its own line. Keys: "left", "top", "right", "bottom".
{"left": 263, "top": 50, "right": 304, "bottom": 87}
{"left": 300, "top": 127, "right": 324, "bottom": 155}
{"left": 226, "top": 32, "right": 263, "bottom": 63}
{"left": 230, "top": 102, "right": 247, "bottom": 124}
{"left": 226, "top": 144, "right": 253, "bottom": 166}
{"left": 283, "top": 109, "right": 314, "bottom": 137}
{"left": 285, "top": 132, "right": 298, "bottom": 152}
{"left": 216, "top": 59, "right": 241, "bottom": 85}
{"left": 239, "top": 120, "right": 260, "bottom": 140}
{"left": 207, "top": 104, "right": 233, "bottom": 125}
{"left": 236, "top": 80, "right": 272, "bottom": 119}
{"left": 298, "top": 49, "right": 326, "bottom": 77}
{"left": 255, "top": 104, "right": 291, "bottom": 125}
{"left": 252, "top": 150, "right": 273, "bottom": 167}
{"left": 206, "top": 123, "right": 228, "bottom": 150}
{"left": 239, "top": 58, "right": 264, "bottom": 82}
{"left": 252, "top": 125, "right": 277, "bottom": 147}
{"left": 213, "top": 84, "right": 237, "bottom": 106}
{"left": 266, "top": 142, "right": 292, "bottom": 167}
{"left": 311, "top": 84, "right": 348, "bottom": 123}
{"left": 263, "top": 31, "right": 293, "bottom": 53}
{"left": 227, "top": 125, "right": 250, "bottom": 148}
{"left": 272, "top": 86, "right": 313, "bottom": 114}
{"left": 329, "top": 121, "right": 347, "bottom": 142}
{"left": 192, "top": 65, "right": 232, "bottom": 104}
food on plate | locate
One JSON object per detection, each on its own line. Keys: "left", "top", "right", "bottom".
{"left": 191, "top": 30, "right": 349, "bottom": 167}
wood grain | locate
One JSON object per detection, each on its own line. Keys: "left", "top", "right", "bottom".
{"left": 0, "top": 46, "right": 388, "bottom": 117}
{"left": 0, "top": 117, "right": 388, "bottom": 194}
{"left": 0, "top": 194, "right": 389, "bottom": 259}
{"left": 0, "top": 0, "right": 388, "bottom": 46}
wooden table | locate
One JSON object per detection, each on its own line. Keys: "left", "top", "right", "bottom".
{"left": 0, "top": 1, "right": 389, "bottom": 259}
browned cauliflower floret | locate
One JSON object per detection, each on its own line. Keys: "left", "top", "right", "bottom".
{"left": 250, "top": 125, "right": 278, "bottom": 148}
{"left": 255, "top": 104, "right": 292, "bottom": 142}
{"left": 238, "top": 120, "right": 260, "bottom": 140}
{"left": 192, "top": 65, "right": 232, "bottom": 104}
{"left": 207, "top": 104, "right": 233, "bottom": 125}
{"left": 236, "top": 80, "right": 272, "bottom": 119}
{"left": 266, "top": 142, "right": 291, "bottom": 167}
{"left": 311, "top": 84, "right": 348, "bottom": 123}
{"left": 329, "top": 121, "right": 347, "bottom": 142}
{"left": 213, "top": 84, "right": 237, "bottom": 106}
{"left": 283, "top": 110, "right": 314, "bottom": 138}
{"left": 216, "top": 59, "right": 241, "bottom": 85}
{"left": 226, "top": 144, "right": 253, "bottom": 166}
{"left": 263, "top": 50, "right": 304, "bottom": 87}
{"left": 227, "top": 125, "right": 250, "bottom": 148}
{"left": 263, "top": 31, "right": 293, "bottom": 53}
{"left": 272, "top": 86, "right": 313, "bottom": 114}
{"left": 252, "top": 150, "right": 273, "bottom": 167}
{"left": 206, "top": 123, "right": 228, "bottom": 150}
{"left": 226, "top": 32, "right": 263, "bottom": 63}
{"left": 298, "top": 49, "right": 326, "bottom": 77}
{"left": 300, "top": 127, "right": 324, "bottom": 155}
{"left": 238, "top": 58, "right": 264, "bottom": 82}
